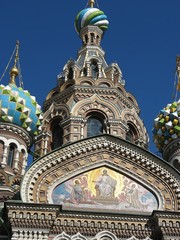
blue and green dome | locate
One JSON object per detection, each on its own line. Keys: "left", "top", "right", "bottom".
{"left": 152, "top": 100, "right": 180, "bottom": 152}
{"left": 0, "top": 83, "right": 43, "bottom": 136}
{"left": 75, "top": 7, "right": 109, "bottom": 34}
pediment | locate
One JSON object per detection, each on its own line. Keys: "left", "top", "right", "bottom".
{"left": 21, "top": 135, "right": 180, "bottom": 212}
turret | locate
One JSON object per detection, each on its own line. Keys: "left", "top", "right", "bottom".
{"left": 152, "top": 56, "right": 180, "bottom": 171}
{"left": 0, "top": 41, "right": 43, "bottom": 201}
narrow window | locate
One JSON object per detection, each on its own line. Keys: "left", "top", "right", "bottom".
{"left": 68, "top": 67, "right": 73, "bottom": 80}
{"left": 51, "top": 121, "right": 63, "bottom": 150}
{"left": 126, "top": 123, "right": 138, "bottom": 143}
{"left": 7, "top": 144, "right": 15, "bottom": 167}
{"left": 91, "top": 61, "right": 98, "bottom": 78}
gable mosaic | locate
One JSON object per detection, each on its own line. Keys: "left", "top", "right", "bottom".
{"left": 52, "top": 167, "right": 158, "bottom": 212}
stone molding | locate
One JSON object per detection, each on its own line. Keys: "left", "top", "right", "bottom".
{"left": 5, "top": 202, "right": 180, "bottom": 240}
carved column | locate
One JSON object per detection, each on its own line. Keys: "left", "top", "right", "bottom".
{"left": 21, "top": 154, "right": 28, "bottom": 175}
{"left": 43, "top": 132, "right": 51, "bottom": 156}
{"left": 73, "top": 66, "right": 76, "bottom": 80}
{"left": 86, "top": 62, "right": 91, "bottom": 77}
{"left": 13, "top": 149, "right": 20, "bottom": 174}
{"left": 111, "top": 68, "right": 115, "bottom": 82}
{"left": 81, "top": 120, "right": 86, "bottom": 139}
{"left": 64, "top": 69, "right": 68, "bottom": 81}
{"left": 98, "top": 63, "right": 102, "bottom": 78}
{"left": 1, "top": 144, "right": 8, "bottom": 168}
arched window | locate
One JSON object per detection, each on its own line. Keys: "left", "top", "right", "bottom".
{"left": 7, "top": 144, "right": 15, "bottom": 167}
{"left": 96, "top": 35, "right": 100, "bottom": 45}
{"left": 91, "top": 61, "right": 98, "bottom": 78}
{"left": 68, "top": 67, "right": 73, "bottom": 80}
{"left": 83, "top": 68, "right": 87, "bottom": 76}
{"left": 85, "top": 34, "right": 88, "bottom": 44}
{"left": 90, "top": 33, "right": 95, "bottom": 43}
{"left": 51, "top": 120, "right": 63, "bottom": 150}
{"left": 126, "top": 123, "right": 138, "bottom": 143}
{"left": 87, "top": 117, "right": 103, "bottom": 137}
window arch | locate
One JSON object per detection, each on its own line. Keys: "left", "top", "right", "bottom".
{"left": 126, "top": 123, "right": 138, "bottom": 144}
{"left": 86, "top": 112, "right": 106, "bottom": 138}
{"left": 51, "top": 119, "right": 63, "bottom": 150}
{"left": 7, "top": 143, "right": 16, "bottom": 167}
{"left": 87, "top": 117, "right": 103, "bottom": 137}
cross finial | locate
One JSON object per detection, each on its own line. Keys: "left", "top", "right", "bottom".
{"left": 14, "top": 40, "right": 19, "bottom": 68}
{"left": 89, "top": 0, "right": 95, "bottom": 8}
{"left": 9, "top": 40, "right": 19, "bottom": 85}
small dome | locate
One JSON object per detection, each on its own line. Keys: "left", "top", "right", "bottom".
{"left": 0, "top": 84, "right": 43, "bottom": 136}
{"left": 152, "top": 100, "right": 180, "bottom": 152}
{"left": 75, "top": 7, "right": 109, "bottom": 34}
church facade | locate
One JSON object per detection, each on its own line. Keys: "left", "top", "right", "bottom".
{"left": 0, "top": 1, "right": 180, "bottom": 239}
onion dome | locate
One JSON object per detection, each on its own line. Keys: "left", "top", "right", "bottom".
{"left": 0, "top": 41, "right": 43, "bottom": 136}
{"left": 152, "top": 100, "right": 180, "bottom": 152}
{"left": 75, "top": 0, "right": 109, "bottom": 34}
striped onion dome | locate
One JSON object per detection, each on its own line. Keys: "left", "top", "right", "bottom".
{"left": 152, "top": 100, "right": 180, "bottom": 152}
{"left": 0, "top": 83, "right": 43, "bottom": 136}
{"left": 75, "top": 7, "right": 109, "bottom": 34}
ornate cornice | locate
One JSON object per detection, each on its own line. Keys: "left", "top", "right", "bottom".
{"left": 5, "top": 201, "right": 180, "bottom": 239}
{"left": 0, "top": 122, "right": 32, "bottom": 147}
{"left": 44, "top": 85, "right": 140, "bottom": 114}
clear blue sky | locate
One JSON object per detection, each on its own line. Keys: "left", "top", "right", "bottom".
{"left": 0, "top": 0, "right": 180, "bottom": 155}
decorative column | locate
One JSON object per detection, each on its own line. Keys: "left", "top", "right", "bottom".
{"left": 1, "top": 144, "right": 8, "bottom": 168}
{"left": 73, "top": 66, "right": 76, "bottom": 80}
{"left": 43, "top": 132, "right": 51, "bottom": 156}
{"left": 64, "top": 69, "right": 69, "bottom": 81}
{"left": 98, "top": 63, "right": 102, "bottom": 78}
{"left": 21, "top": 154, "right": 28, "bottom": 175}
{"left": 81, "top": 120, "right": 86, "bottom": 139}
{"left": 86, "top": 62, "right": 91, "bottom": 77}
{"left": 13, "top": 149, "right": 20, "bottom": 174}
{"left": 111, "top": 68, "right": 115, "bottom": 82}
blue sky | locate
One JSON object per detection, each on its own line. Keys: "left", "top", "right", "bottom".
{"left": 0, "top": 0, "right": 180, "bottom": 155}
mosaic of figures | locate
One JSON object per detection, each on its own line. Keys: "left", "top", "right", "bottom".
{"left": 52, "top": 167, "right": 158, "bottom": 212}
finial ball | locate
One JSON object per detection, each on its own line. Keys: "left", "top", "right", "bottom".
{"left": 10, "top": 67, "right": 19, "bottom": 76}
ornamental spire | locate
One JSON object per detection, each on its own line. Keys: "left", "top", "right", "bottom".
{"left": 9, "top": 40, "right": 19, "bottom": 85}
{"left": 89, "top": 0, "right": 95, "bottom": 8}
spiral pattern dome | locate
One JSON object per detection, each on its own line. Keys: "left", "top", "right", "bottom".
{"left": 75, "top": 7, "right": 109, "bottom": 34}
{"left": 0, "top": 84, "right": 43, "bottom": 136}
{"left": 152, "top": 100, "right": 180, "bottom": 152}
